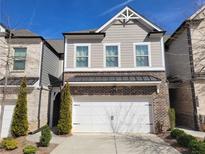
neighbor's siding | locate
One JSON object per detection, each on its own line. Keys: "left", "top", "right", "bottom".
{"left": 41, "top": 44, "right": 61, "bottom": 86}
{"left": 165, "top": 28, "right": 192, "bottom": 80}
{"left": 66, "top": 22, "right": 163, "bottom": 69}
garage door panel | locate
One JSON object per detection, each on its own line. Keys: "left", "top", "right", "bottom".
{"left": 1, "top": 105, "right": 15, "bottom": 138}
{"left": 72, "top": 96, "right": 153, "bottom": 133}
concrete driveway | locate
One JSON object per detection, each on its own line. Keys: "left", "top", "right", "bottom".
{"left": 51, "top": 133, "right": 180, "bottom": 154}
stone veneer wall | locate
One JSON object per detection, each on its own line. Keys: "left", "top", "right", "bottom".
{"left": 0, "top": 87, "right": 49, "bottom": 132}
{"left": 64, "top": 71, "right": 170, "bottom": 132}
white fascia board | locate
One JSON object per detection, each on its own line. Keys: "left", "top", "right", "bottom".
{"left": 64, "top": 37, "right": 68, "bottom": 68}
{"left": 68, "top": 81, "right": 161, "bottom": 86}
{"left": 0, "top": 85, "right": 35, "bottom": 88}
{"left": 96, "top": 6, "right": 162, "bottom": 33}
{"left": 64, "top": 67, "right": 165, "bottom": 72}
{"left": 189, "top": 5, "right": 205, "bottom": 20}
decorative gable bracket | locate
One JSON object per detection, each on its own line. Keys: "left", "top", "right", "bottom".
{"left": 96, "top": 6, "right": 162, "bottom": 33}
{"left": 115, "top": 8, "right": 140, "bottom": 22}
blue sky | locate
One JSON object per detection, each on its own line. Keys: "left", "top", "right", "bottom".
{"left": 0, "top": 0, "right": 204, "bottom": 39}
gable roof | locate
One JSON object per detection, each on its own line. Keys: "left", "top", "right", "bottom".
{"left": 96, "top": 6, "right": 163, "bottom": 33}
{"left": 11, "top": 29, "right": 39, "bottom": 37}
{"left": 47, "top": 39, "right": 64, "bottom": 53}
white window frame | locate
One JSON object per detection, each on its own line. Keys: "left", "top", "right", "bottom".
{"left": 133, "top": 42, "right": 151, "bottom": 67}
{"left": 103, "top": 43, "right": 121, "bottom": 68}
{"left": 13, "top": 47, "right": 27, "bottom": 71}
{"left": 74, "top": 44, "right": 91, "bottom": 68}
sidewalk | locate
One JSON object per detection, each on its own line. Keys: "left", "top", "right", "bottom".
{"left": 178, "top": 128, "right": 205, "bottom": 139}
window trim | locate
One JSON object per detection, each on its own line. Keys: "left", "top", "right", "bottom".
{"left": 133, "top": 42, "right": 151, "bottom": 67}
{"left": 103, "top": 43, "right": 121, "bottom": 68}
{"left": 74, "top": 44, "right": 91, "bottom": 68}
{"left": 13, "top": 47, "right": 27, "bottom": 71}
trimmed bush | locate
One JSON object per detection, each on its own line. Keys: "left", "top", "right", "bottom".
{"left": 171, "top": 129, "right": 185, "bottom": 139}
{"left": 11, "top": 77, "right": 28, "bottom": 137}
{"left": 168, "top": 108, "right": 176, "bottom": 130}
{"left": 23, "top": 145, "right": 37, "bottom": 154}
{"left": 40, "top": 125, "right": 52, "bottom": 147}
{"left": 189, "top": 140, "right": 205, "bottom": 154}
{"left": 1, "top": 138, "right": 18, "bottom": 150}
{"left": 177, "top": 134, "right": 196, "bottom": 147}
{"left": 57, "top": 82, "right": 72, "bottom": 135}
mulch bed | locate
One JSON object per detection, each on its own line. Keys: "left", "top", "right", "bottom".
{"left": 158, "top": 132, "right": 191, "bottom": 154}
{"left": 0, "top": 136, "right": 58, "bottom": 154}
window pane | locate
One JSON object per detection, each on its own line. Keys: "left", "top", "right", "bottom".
{"left": 136, "top": 45, "right": 148, "bottom": 55}
{"left": 76, "top": 46, "right": 88, "bottom": 57}
{"left": 14, "top": 48, "right": 27, "bottom": 57}
{"left": 136, "top": 56, "right": 149, "bottom": 66}
{"left": 106, "top": 46, "right": 118, "bottom": 56}
{"left": 13, "top": 60, "right": 26, "bottom": 70}
{"left": 106, "top": 57, "right": 118, "bottom": 67}
{"left": 76, "top": 57, "right": 88, "bottom": 67}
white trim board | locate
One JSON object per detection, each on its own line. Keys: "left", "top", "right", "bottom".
{"left": 64, "top": 38, "right": 68, "bottom": 68}
{"left": 64, "top": 67, "right": 165, "bottom": 72}
{"left": 96, "top": 6, "right": 162, "bottom": 33}
{"left": 189, "top": 5, "right": 205, "bottom": 20}
{"left": 69, "top": 81, "right": 161, "bottom": 86}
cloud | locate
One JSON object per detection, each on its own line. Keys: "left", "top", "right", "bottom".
{"left": 100, "top": 0, "right": 136, "bottom": 16}
{"left": 28, "top": 0, "right": 38, "bottom": 28}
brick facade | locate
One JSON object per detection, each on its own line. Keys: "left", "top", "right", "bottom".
{"left": 64, "top": 71, "right": 170, "bottom": 132}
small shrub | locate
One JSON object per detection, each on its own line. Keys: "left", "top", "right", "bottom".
{"left": 168, "top": 108, "right": 176, "bottom": 130}
{"left": 177, "top": 134, "right": 196, "bottom": 147}
{"left": 40, "top": 125, "right": 52, "bottom": 147}
{"left": 189, "top": 140, "right": 205, "bottom": 154}
{"left": 171, "top": 129, "right": 185, "bottom": 139}
{"left": 23, "top": 145, "right": 37, "bottom": 154}
{"left": 1, "top": 138, "right": 18, "bottom": 150}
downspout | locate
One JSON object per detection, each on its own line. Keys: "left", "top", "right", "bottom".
{"left": 187, "top": 23, "right": 199, "bottom": 130}
{"left": 37, "top": 41, "right": 45, "bottom": 129}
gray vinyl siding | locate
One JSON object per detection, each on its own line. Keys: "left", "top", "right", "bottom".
{"left": 41, "top": 45, "right": 61, "bottom": 86}
{"left": 165, "top": 29, "right": 192, "bottom": 80}
{"left": 66, "top": 22, "right": 163, "bottom": 68}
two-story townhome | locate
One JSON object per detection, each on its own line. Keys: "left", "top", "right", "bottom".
{"left": 63, "top": 6, "right": 169, "bottom": 133}
{"left": 165, "top": 5, "right": 205, "bottom": 131}
{"left": 0, "top": 24, "right": 63, "bottom": 138}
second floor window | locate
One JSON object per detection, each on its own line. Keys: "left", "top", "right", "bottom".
{"left": 105, "top": 45, "right": 119, "bottom": 67}
{"left": 13, "top": 48, "right": 27, "bottom": 70}
{"left": 135, "top": 44, "right": 150, "bottom": 67}
{"left": 75, "top": 45, "right": 89, "bottom": 68}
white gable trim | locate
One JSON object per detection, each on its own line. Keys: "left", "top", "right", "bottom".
{"left": 189, "top": 5, "right": 205, "bottom": 20}
{"left": 96, "top": 6, "right": 162, "bottom": 33}
{"left": 0, "top": 25, "right": 6, "bottom": 32}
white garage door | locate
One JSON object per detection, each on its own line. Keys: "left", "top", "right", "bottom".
{"left": 0, "top": 105, "right": 15, "bottom": 138}
{"left": 72, "top": 96, "right": 153, "bottom": 133}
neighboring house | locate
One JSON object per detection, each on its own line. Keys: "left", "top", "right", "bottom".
{"left": 63, "top": 6, "right": 169, "bottom": 133}
{"left": 165, "top": 5, "right": 205, "bottom": 130}
{"left": 0, "top": 24, "right": 63, "bottom": 138}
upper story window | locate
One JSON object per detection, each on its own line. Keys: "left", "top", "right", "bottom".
{"left": 134, "top": 43, "right": 151, "bottom": 67}
{"left": 104, "top": 44, "right": 120, "bottom": 67}
{"left": 13, "top": 48, "right": 27, "bottom": 70}
{"left": 75, "top": 44, "right": 90, "bottom": 68}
